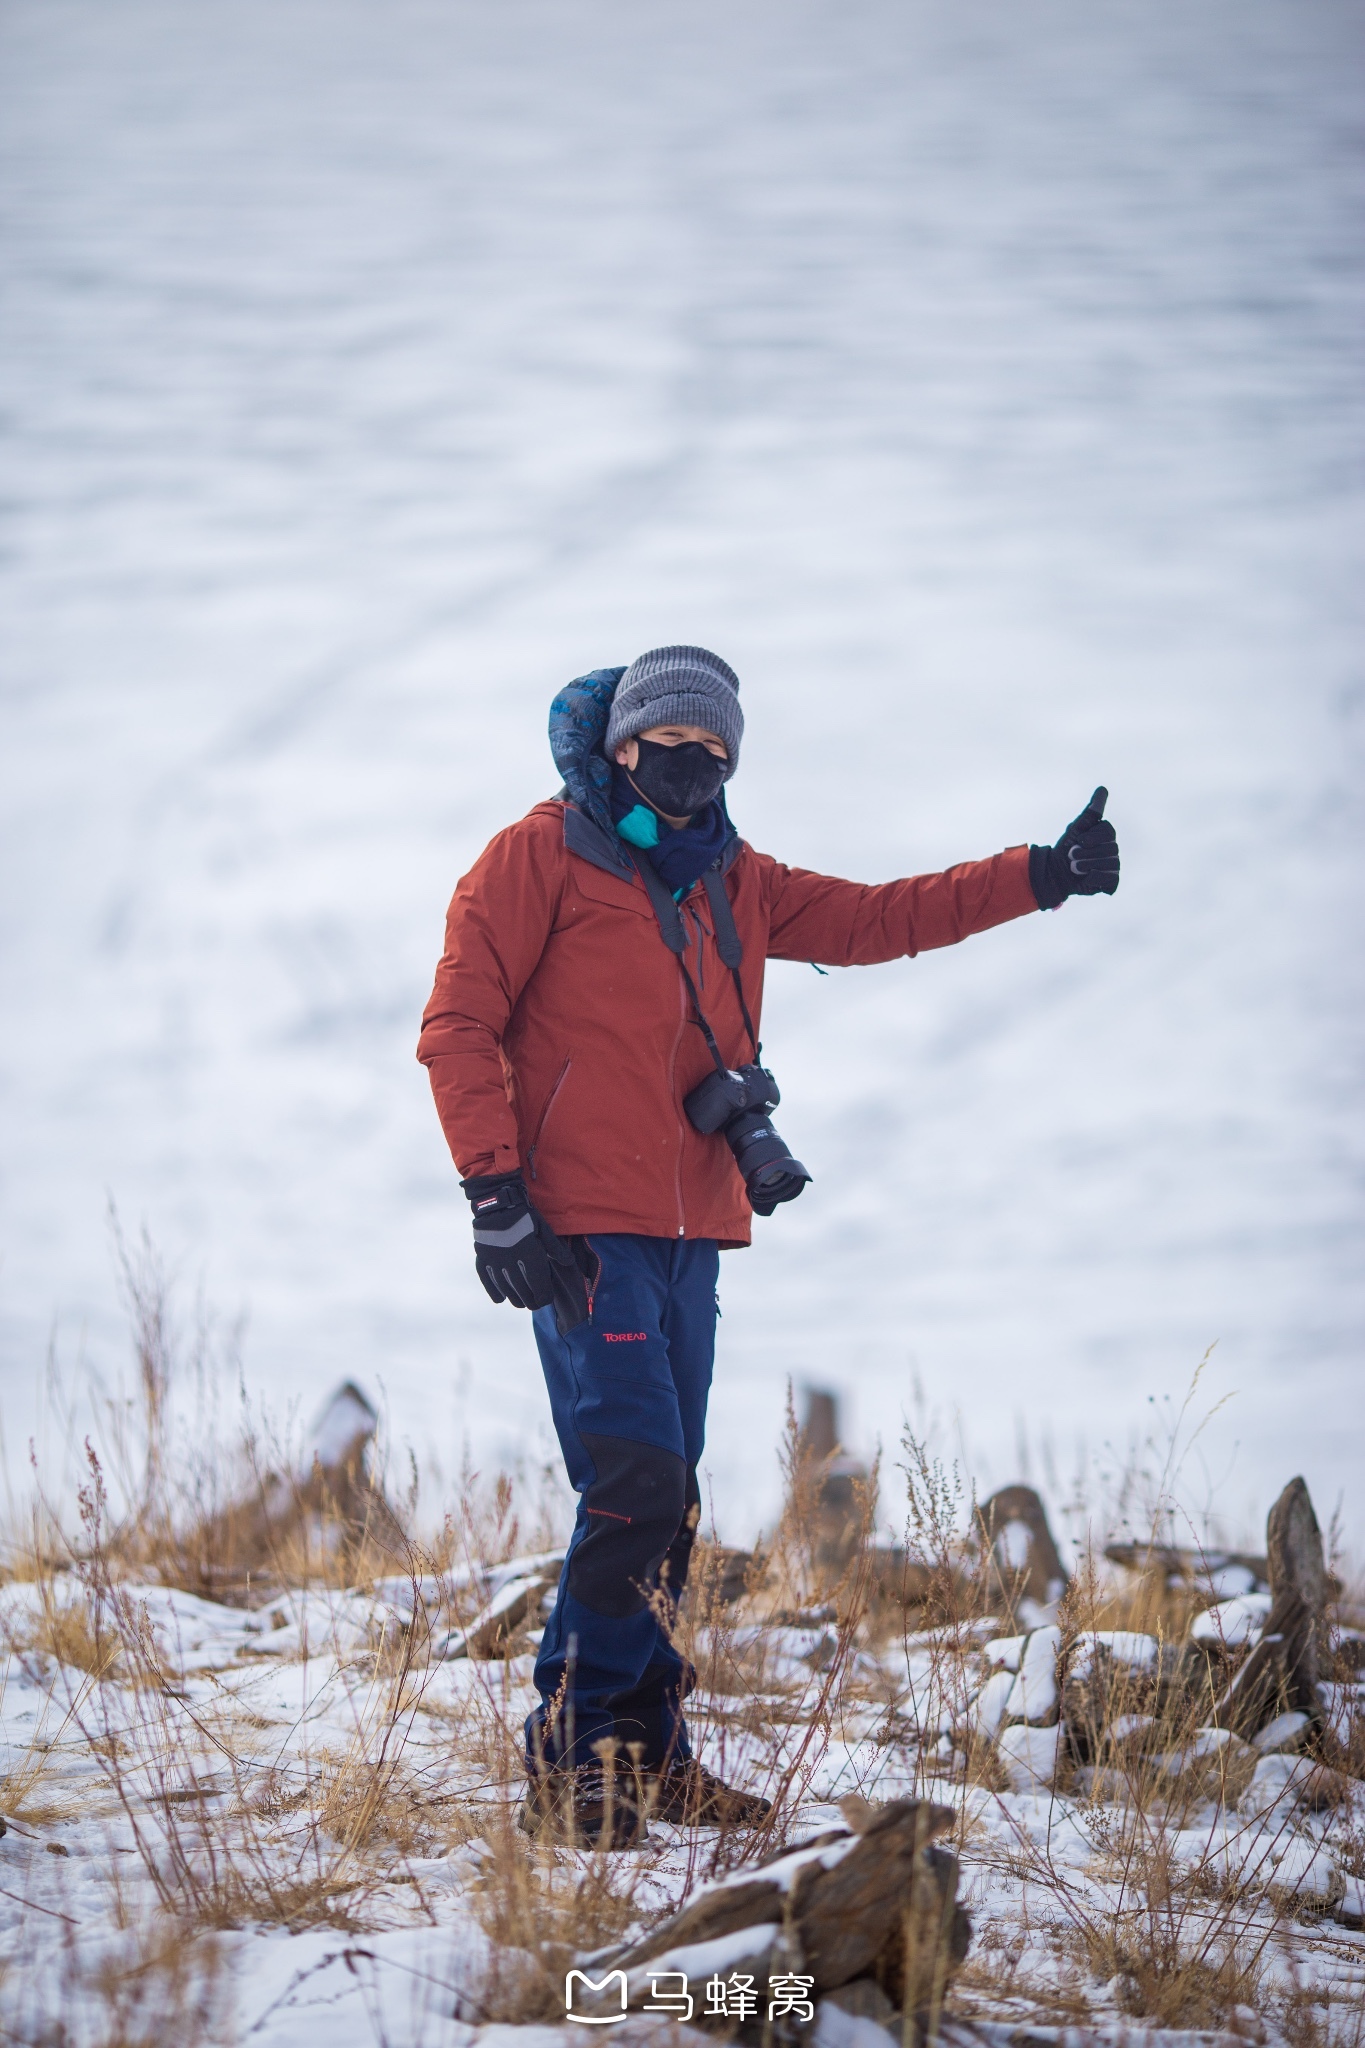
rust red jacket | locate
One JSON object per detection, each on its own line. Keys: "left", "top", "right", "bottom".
{"left": 418, "top": 798, "right": 1037, "bottom": 1248}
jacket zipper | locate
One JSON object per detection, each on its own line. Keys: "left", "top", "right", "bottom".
{"left": 526, "top": 1056, "right": 571, "bottom": 1181}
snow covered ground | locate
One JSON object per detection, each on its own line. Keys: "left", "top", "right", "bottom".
{"left": 1, "top": 0, "right": 1363, "bottom": 1546}
{"left": 2, "top": 1551, "right": 1363, "bottom": 2044}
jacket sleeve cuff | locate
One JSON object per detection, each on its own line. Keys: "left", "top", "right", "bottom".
{"left": 456, "top": 1140, "right": 523, "bottom": 1178}
{"left": 1028, "top": 844, "right": 1065, "bottom": 911}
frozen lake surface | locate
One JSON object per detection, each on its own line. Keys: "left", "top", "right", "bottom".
{"left": 1, "top": 0, "right": 1362, "bottom": 1549}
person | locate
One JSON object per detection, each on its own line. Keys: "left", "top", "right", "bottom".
{"left": 418, "top": 646, "right": 1119, "bottom": 1845}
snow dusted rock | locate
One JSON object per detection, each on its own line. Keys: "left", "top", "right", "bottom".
{"left": 975, "top": 1487, "right": 1069, "bottom": 1612}
{"left": 1063, "top": 1630, "right": 1163, "bottom": 1763}
{"left": 1335, "top": 1874, "right": 1365, "bottom": 1930}
{"left": 437, "top": 1573, "right": 554, "bottom": 1659}
{"left": 1251, "top": 1709, "right": 1311, "bottom": 1754}
{"left": 1074, "top": 1729, "right": 1255, "bottom": 1803}
{"left": 1190, "top": 1595, "right": 1272, "bottom": 1648}
{"left": 180, "top": 1377, "right": 411, "bottom": 1593}
{"left": 1260, "top": 1836, "right": 1344, "bottom": 1909}
{"left": 1002, "top": 1627, "right": 1062, "bottom": 1725}
{"left": 1205, "top": 1563, "right": 1260, "bottom": 1598}
{"left": 971, "top": 1668, "right": 1016, "bottom": 1740}
{"left": 308, "top": 1380, "right": 377, "bottom": 1475}
{"left": 820, "top": 1980, "right": 899, "bottom": 2028}
{"left": 369, "top": 1574, "right": 447, "bottom": 1630}
{"left": 996, "top": 1722, "right": 1062, "bottom": 1792}
{"left": 116, "top": 1583, "right": 298, "bottom": 1674}
{"left": 1252, "top": 1753, "right": 1358, "bottom": 1818}
{"left": 1150, "top": 1727, "right": 1256, "bottom": 1799}
{"left": 425, "top": 1549, "right": 565, "bottom": 1657}
{"left": 1072, "top": 1765, "right": 1141, "bottom": 1803}
{"left": 1198, "top": 1822, "right": 1342, "bottom": 1910}
{"left": 1104, "top": 1712, "right": 1156, "bottom": 1753}
{"left": 597, "top": 1923, "right": 789, "bottom": 2020}
{"left": 1237, "top": 1753, "right": 1313, "bottom": 1816}
{"left": 1211, "top": 1476, "right": 1334, "bottom": 1740}
{"left": 814, "top": 1996, "right": 899, "bottom": 2048}
{"left": 982, "top": 1635, "right": 1027, "bottom": 1673}
{"left": 1318, "top": 1680, "right": 1365, "bottom": 1751}
{"left": 484, "top": 1549, "right": 566, "bottom": 1597}
{"left": 595, "top": 1797, "right": 971, "bottom": 2025}
{"left": 1237, "top": 1753, "right": 1352, "bottom": 1818}
{"left": 238, "top": 1587, "right": 376, "bottom": 1661}
{"left": 1069, "top": 1630, "right": 1160, "bottom": 1679}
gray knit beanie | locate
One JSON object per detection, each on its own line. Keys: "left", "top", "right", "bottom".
{"left": 604, "top": 645, "right": 743, "bottom": 779}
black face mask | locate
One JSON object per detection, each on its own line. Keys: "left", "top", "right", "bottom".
{"left": 627, "top": 737, "right": 727, "bottom": 818}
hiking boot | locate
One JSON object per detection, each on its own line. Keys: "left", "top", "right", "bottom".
{"left": 647, "top": 1757, "right": 772, "bottom": 1827}
{"left": 519, "top": 1758, "right": 650, "bottom": 1849}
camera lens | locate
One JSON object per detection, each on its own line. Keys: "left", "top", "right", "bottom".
{"left": 727, "top": 1111, "right": 789, "bottom": 1180}
{"left": 728, "top": 1111, "right": 812, "bottom": 1209}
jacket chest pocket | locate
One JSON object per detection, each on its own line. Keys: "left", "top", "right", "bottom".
{"left": 563, "top": 858, "right": 657, "bottom": 924}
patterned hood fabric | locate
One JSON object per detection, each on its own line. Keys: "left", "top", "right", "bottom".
{"left": 548, "top": 667, "right": 626, "bottom": 834}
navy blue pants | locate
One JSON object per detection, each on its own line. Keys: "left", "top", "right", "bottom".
{"left": 528, "top": 1234, "right": 719, "bottom": 1770}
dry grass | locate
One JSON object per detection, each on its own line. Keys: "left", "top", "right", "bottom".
{"left": 53, "top": 1483, "right": 456, "bottom": 1932}
{"left": 0, "top": 1918, "right": 231, "bottom": 2048}
{"left": 0, "top": 1312, "right": 887, "bottom": 2032}
{"left": 455, "top": 1798, "right": 646, "bottom": 2022}
{"left": 856, "top": 1398, "right": 1365, "bottom": 2045}
{"left": 2, "top": 1250, "right": 1361, "bottom": 2044}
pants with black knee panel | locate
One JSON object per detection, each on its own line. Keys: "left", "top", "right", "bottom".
{"left": 527, "top": 1234, "right": 718, "bottom": 1770}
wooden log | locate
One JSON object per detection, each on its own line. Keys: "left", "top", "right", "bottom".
{"left": 1103, "top": 1541, "right": 1269, "bottom": 1593}
{"left": 595, "top": 1797, "right": 971, "bottom": 2036}
{"left": 438, "top": 1571, "right": 557, "bottom": 1660}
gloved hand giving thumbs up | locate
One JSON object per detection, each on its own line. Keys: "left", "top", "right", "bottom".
{"left": 1029, "top": 787, "right": 1120, "bottom": 910}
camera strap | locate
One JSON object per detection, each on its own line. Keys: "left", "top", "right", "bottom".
{"left": 625, "top": 849, "right": 760, "bottom": 1074}
{"left": 700, "top": 866, "right": 761, "bottom": 1057}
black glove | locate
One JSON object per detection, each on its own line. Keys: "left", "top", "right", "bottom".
{"left": 461, "top": 1173, "right": 591, "bottom": 1335}
{"left": 1029, "top": 786, "right": 1120, "bottom": 910}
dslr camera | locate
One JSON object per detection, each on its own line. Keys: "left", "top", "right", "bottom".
{"left": 684, "top": 1062, "right": 812, "bottom": 1215}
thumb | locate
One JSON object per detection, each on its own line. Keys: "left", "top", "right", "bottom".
{"left": 1067, "top": 785, "right": 1108, "bottom": 835}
